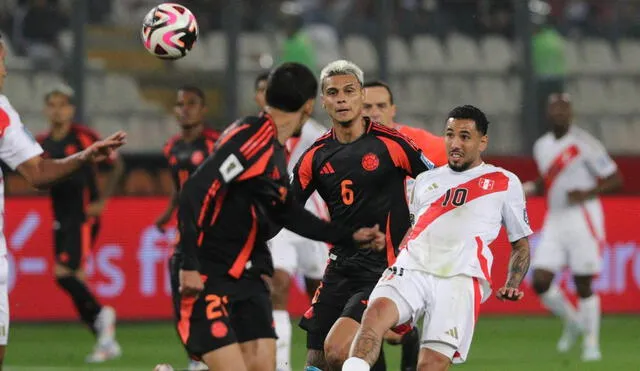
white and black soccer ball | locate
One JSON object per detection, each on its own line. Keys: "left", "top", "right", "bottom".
{"left": 141, "top": 3, "right": 198, "bottom": 60}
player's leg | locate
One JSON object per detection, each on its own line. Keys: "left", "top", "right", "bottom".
{"left": 269, "top": 231, "right": 298, "bottom": 371}
{"left": 0, "top": 255, "right": 10, "bottom": 368}
{"left": 169, "top": 252, "right": 207, "bottom": 371}
{"left": 232, "top": 280, "right": 279, "bottom": 371}
{"left": 200, "top": 344, "right": 248, "bottom": 371}
{"left": 569, "top": 206, "right": 604, "bottom": 361}
{"left": 531, "top": 224, "right": 580, "bottom": 352}
{"left": 343, "top": 267, "right": 423, "bottom": 371}
{"left": 418, "top": 275, "right": 482, "bottom": 371}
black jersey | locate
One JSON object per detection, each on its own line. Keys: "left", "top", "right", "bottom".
{"left": 177, "top": 113, "right": 357, "bottom": 279}
{"left": 163, "top": 128, "right": 220, "bottom": 192}
{"left": 37, "top": 124, "right": 101, "bottom": 222}
{"left": 291, "top": 118, "right": 434, "bottom": 278}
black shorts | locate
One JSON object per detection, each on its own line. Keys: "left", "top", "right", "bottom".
{"left": 54, "top": 217, "right": 100, "bottom": 271}
{"left": 299, "top": 264, "right": 379, "bottom": 350}
{"left": 177, "top": 273, "right": 277, "bottom": 359}
{"left": 169, "top": 252, "right": 181, "bottom": 323}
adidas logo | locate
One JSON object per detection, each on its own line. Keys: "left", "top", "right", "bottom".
{"left": 319, "top": 162, "right": 335, "bottom": 175}
{"left": 445, "top": 327, "right": 459, "bottom": 340}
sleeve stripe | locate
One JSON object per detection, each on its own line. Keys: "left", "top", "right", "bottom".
{"left": 244, "top": 125, "right": 275, "bottom": 159}
{"left": 240, "top": 121, "right": 273, "bottom": 157}
{"left": 373, "top": 124, "right": 421, "bottom": 152}
{"left": 197, "top": 179, "right": 222, "bottom": 228}
{"left": 218, "top": 123, "right": 250, "bottom": 147}
{"left": 378, "top": 136, "right": 412, "bottom": 174}
{"left": 237, "top": 145, "right": 275, "bottom": 181}
{"left": 298, "top": 144, "right": 324, "bottom": 190}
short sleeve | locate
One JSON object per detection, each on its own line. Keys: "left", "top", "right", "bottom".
{"left": 583, "top": 137, "right": 617, "bottom": 179}
{"left": 501, "top": 173, "right": 533, "bottom": 242}
{"left": 0, "top": 122, "right": 43, "bottom": 170}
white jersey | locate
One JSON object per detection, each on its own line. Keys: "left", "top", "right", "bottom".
{"left": 533, "top": 126, "right": 617, "bottom": 212}
{"left": 394, "top": 163, "right": 532, "bottom": 300}
{"left": 285, "top": 118, "right": 327, "bottom": 174}
{"left": 0, "top": 95, "right": 44, "bottom": 256}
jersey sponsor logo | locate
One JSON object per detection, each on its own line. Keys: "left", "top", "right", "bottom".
{"left": 420, "top": 153, "right": 435, "bottom": 170}
{"left": 191, "top": 150, "right": 205, "bottom": 166}
{"left": 478, "top": 177, "right": 495, "bottom": 191}
{"left": 219, "top": 153, "right": 244, "bottom": 182}
{"left": 319, "top": 162, "right": 335, "bottom": 175}
{"left": 361, "top": 153, "right": 379, "bottom": 171}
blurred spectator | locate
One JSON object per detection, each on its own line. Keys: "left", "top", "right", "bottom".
{"left": 531, "top": 1, "right": 566, "bottom": 134}
{"left": 15, "top": 0, "right": 67, "bottom": 70}
{"left": 278, "top": 1, "right": 318, "bottom": 73}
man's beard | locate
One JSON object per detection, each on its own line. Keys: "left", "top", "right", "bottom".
{"left": 448, "top": 159, "right": 473, "bottom": 172}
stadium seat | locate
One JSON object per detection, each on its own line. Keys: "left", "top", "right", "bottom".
{"left": 58, "top": 30, "right": 74, "bottom": 56}
{"left": 581, "top": 38, "right": 618, "bottom": 73}
{"left": 479, "top": 36, "right": 513, "bottom": 72}
{"left": 84, "top": 74, "right": 107, "bottom": 113}
{"left": 564, "top": 39, "right": 583, "bottom": 75}
{"left": 608, "top": 78, "right": 640, "bottom": 115}
{"left": 489, "top": 118, "right": 522, "bottom": 154}
{"left": 598, "top": 117, "right": 627, "bottom": 153}
{"left": 387, "top": 36, "right": 412, "bottom": 72}
{"left": 33, "top": 73, "right": 66, "bottom": 109}
{"left": 123, "top": 169, "right": 157, "bottom": 195}
{"left": 437, "top": 77, "right": 477, "bottom": 114}
{"left": 206, "top": 32, "right": 228, "bottom": 71}
{"left": 444, "top": 33, "right": 481, "bottom": 72}
{"left": 21, "top": 113, "right": 49, "bottom": 135}
{"left": 475, "top": 77, "right": 515, "bottom": 114}
{"left": 342, "top": 35, "right": 378, "bottom": 72}
{"left": 573, "top": 78, "right": 608, "bottom": 115}
{"left": 405, "top": 77, "right": 438, "bottom": 114}
{"left": 174, "top": 34, "right": 210, "bottom": 71}
{"left": 239, "top": 33, "right": 273, "bottom": 72}
{"left": 618, "top": 39, "right": 640, "bottom": 74}
{"left": 104, "top": 74, "right": 143, "bottom": 111}
{"left": 412, "top": 35, "right": 446, "bottom": 72}
{"left": 3, "top": 73, "right": 33, "bottom": 113}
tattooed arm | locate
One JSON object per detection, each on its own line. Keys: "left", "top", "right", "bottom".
{"left": 496, "top": 237, "right": 531, "bottom": 301}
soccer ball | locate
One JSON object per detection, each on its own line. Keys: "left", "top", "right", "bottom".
{"left": 153, "top": 364, "right": 174, "bottom": 371}
{"left": 141, "top": 3, "right": 198, "bottom": 60}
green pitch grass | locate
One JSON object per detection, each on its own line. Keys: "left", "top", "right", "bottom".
{"left": 5, "top": 316, "right": 639, "bottom": 370}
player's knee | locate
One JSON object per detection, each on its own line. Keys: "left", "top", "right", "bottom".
{"left": 363, "top": 298, "right": 398, "bottom": 329}
{"left": 574, "top": 278, "right": 593, "bottom": 298}
{"left": 417, "top": 350, "right": 451, "bottom": 371}
{"left": 324, "top": 341, "right": 349, "bottom": 369}
{"left": 532, "top": 270, "right": 553, "bottom": 294}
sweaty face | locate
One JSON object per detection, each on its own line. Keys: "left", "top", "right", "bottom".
{"left": 254, "top": 79, "right": 267, "bottom": 110}
{"left": 322, "top": 74, "right": 364, "bottom": 126}
{"left": 45, "top": 93, "right": 75, "bottom": 125}
{"left": 547, "top": 97, "right": 572, "bottom": 133}
{"left": 444, "top": 118, "right": 487, "bottom": 172}
{"left": 0, "top": 45, "right": 6, "bottom": 92}
{"left": 175, "top": 90, "right": 206, "bottom": 128}
{"left": 363, "top": 86, "right": 396, "bottom": 128}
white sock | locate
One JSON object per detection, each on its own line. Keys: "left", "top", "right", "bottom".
{"left": 273, "top": 310, "right": 292, "bottom": 371}
{"left": 579, "top": 295, "right": 601, "bottom": 348}
{"left": 342, "top": 357, "right": 371, "bottom": 371}
{"left": 541, "top": 285, "right": 579, "bottom": 326}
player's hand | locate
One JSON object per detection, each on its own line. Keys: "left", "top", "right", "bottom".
{"left": 179, "top": 269, "right": 204, "bottom": 297}
{"left": 353, "top": 224, "right": 386, "bottom": 251}
{"left": 155, "top": 213, "right": 171, "bottom": 233}
{"left": 80, "top": 131, "right": 127, "bottom": 163}
{"left": 496, "top": 286, "right": 524, "bottom": 301}
{"left": 86, "top": 200, "right": 105, "bottom": 217}
{"left": 567, "top": 189, "right": 591, "bottom": 204}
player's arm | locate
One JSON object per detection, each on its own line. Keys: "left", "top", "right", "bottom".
{"left": 12, "top": 131, "right": 126, "bottom": 190}
{"left": 497, "top": 174, "right": 533, "bottom": 301}
{"left": 87, "top": 154, "right": 125, "bottom": 217}
{"left": 523, "top": 176, "right": 544, "bottom": 196}
{"left": 569, "top": 140, "right": 623, "bottom": 204}
{"left": 273, "top": 192, "right": 383, "bottom": 249}
{"left": 290, "top": 146, "right": 319, "bottom": 203}
{"left": 155, "top": 185, "right": 179, "bottom": 232}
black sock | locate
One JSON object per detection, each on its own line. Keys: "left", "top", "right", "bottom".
{"left": 400, "top": 327, "right": 420, "bottom": 371}
{"left": 371, "top": 345, "right": 386, "bottom": 371}
{"left": 56, "top": 276, "right": 102, "bottom": 334}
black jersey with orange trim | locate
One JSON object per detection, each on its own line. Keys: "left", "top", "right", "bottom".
{"left": 37, "top": 124, "right": 101, "bottom": 221}
{"left": 163, "top": 128, "right": 220, "bottom": 192}
{"left": 291, "top": 118, "right": 434, "bottom": 278}
{"left": 177, "top": 113, "right": 357, "bottom": 279}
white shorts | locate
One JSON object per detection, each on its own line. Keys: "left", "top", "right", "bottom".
{"left": 0, "top": 255, "right": 8, "bottom": 345}
{"left": 269, "top": 192, "right": 329, "bottom": 280}
{"left": 532, "top": 203, "right": 605, "bottom": 275}
{"left": 368, "top": 267, "right": 484, "bottom": 364}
